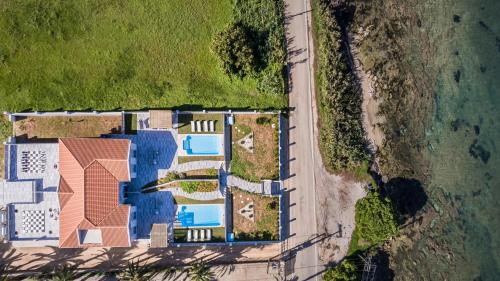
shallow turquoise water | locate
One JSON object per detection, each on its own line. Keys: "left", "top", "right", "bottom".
{"left": 400, "top": 0, "right": 500, "bottom": 279}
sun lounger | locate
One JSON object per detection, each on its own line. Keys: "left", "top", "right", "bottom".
{"left": 200, "top": 229, "right": 205, "bottom": 241}
{"left": 207, "top": 229, "right": 212, "bottom": 241}
{"left": 203, "top": 120, "right": 208, "bottom": 132}
{"left": 193, "top": 229, "right": 198, "bottom": 241}
{"left": 191, "top": 121, "right": 195, "bottom": 132}
{"left": 196, "top": 121, "right": 202, "bottom": 132}
{"left": 187, "top": 229, "right": 192, "bottom": 242}
{"left": 209, "top": 120, "right": 215, "bottom": 132}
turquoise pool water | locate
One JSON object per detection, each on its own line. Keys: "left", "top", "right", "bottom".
{"left": 182, "top": 135, "right": 221, "bottom": 155}
{"left": 176, "top": 204, "right": 223, "bottom": 227}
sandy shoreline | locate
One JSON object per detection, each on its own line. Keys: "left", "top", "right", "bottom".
{"left": 350, "top": 33, "right": 385, "bottom": 153}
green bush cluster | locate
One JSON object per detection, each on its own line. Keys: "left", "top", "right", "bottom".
{"left": 313, "top": 0, "right": 368, "bottom": 172}
{"left": 212, "top": 0, "right": 287, "bottom": 95}
{"left": 180, "top": 181, "right": 199, "bottom": 194}
{"left": 212, "top": 23, "right": 256, "bottom": 78}
{"left": 0, "top": 115, "right": 12, "bottom": 142}
{"left": 355, "top": 191, "right": 398, "bottom": 245}
{"left": 323, "top": 259, "right": 360, "bottom": 281}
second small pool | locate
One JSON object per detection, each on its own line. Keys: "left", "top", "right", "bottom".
{"left": 176, "top": 204, "right": 224, "bottom": 227}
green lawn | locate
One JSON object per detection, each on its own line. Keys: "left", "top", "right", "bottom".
{"left": 177, "top": 113, "right": 224, "bottom": 134}
{"left": 0, "top": 0, "right": 287, "bottom": 112}
{"left": 174, "top": 227, "right": 225, "bottom": 243}
{"left": 124, "top": 113, "right": 137, "bottom": 134}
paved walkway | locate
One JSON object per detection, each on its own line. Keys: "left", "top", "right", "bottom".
{"left": 159, "top": 186, "right": 224, "bottom": 200}
{"left": 175, "top": 160, "right": 223, "bottom": 173}
{"left": 226, "top": 175, "right": 263, "bottom": 194}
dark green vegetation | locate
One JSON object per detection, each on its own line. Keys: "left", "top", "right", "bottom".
{"left": 0, "top": 115, "right": 11, "bottom": 179}
{"left": 312, "top": 0, "right": 368, "bottom": 173}
{"left": 212, "top": 0, "right": 287, "bottom": 95}
{"left": 212, "top": 23, "right": 256, "bottom": 78}
{"left": 349, "top": 190, "right": 398, "bottom": 254}
{"left": 124, "top": 113, "right": 137, "bottom": 134}
{"left": 174, "top": 227, "right": 225, "bottom": 243}
{"left": 323, "top": 259, "right": 360, "bottom": 281}
{"left": 0, "top": 115, "right": 10, "bottom": 142}
{"left": 0, "top": 0, "right": 286, "bottom": 112}
{"left": 180, "top": 181, "right": 218, "bottom": 193}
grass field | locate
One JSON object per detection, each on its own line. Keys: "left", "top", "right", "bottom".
{"left": 0, "top": 0, "right": 287, "bottom": 112}
{"left": 14, "top": 115, "right": 122, "bottom": 142}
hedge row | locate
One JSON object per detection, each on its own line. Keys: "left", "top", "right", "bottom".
{"left": 313, "top": 0, "right": 368, "bottom": 172}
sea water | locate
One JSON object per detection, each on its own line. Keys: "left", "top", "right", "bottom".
{"left": 392, "top": 0, "right": 500, "bottom": 279}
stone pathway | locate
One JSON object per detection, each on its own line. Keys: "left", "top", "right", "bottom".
{"left": 160, "top": 187, "right": 224, "bottom": 200}
{"left": 226, "top": 175, "right": 263, "bottom": 194}
{"left": 176, "top": 161, "right": 223, "bottom": 173}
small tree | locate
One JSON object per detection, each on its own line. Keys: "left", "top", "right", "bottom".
{"left": 50, "top": 264, "right": 77, "bottom": 281}
{"left": 323, "top": 259, "right": 360, "bottom": 281}
{"left": 189, "top": 263, "right": 213, "bottom": 281}
{"left": 117, "top": 259, "right": 153, "bottom": 281}
{"left": 212, "top": 23, "right": 256, "bottom": 78}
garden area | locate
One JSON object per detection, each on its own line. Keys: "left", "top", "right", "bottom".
{"left": 0, "top": 0, "right": 286, "bottom": 113}
{"left": 177, "top": 113, "right": 224, "bottom": 134}
{"left": 0, "top": 115, "right": 12, "bottom": 179}
{"left": 14, "top": 115, "right": 122, "bottom": 142}
{"left": 173, "top": 196, "right": 224, "bottom": 205}
{"left": 142, "top": 169, "right": 219, "bottom": 190}
{"left": 231, "top": 114, "right": 279, "bottom": 182}
{"left": 231, "top": 187, "right": 280, "bottom": 241}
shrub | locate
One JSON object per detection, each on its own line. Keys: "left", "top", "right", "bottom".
{"left": 323, "top": 259, "right": 360, "bottom": 281}
{"left": 207, "top": 168, "right": 218, "bottom": 177}
{"left": 256, "top": 116, "right": 272, "bottom": 125}
{"left": 257, "top": 63, "right": 285, "bottom": 95}
{"left": 313, "top": 0, "right": 368, "bottom": 172}
{"left": 180, "top": 181, "right": 199, "bottom": 194}
{"left": 355, "top": 191, "right": 398, "bottom": 245}
{"left": 0, "top": 115, "right": 11, "bottom": 142}
{"left": 212, "top": 22, "right": 256, "bottom": 78}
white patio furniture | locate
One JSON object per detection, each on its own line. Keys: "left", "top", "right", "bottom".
{"left": 207, "top": 229, "right": 212, "bottom": 241}
{"left": 191, "top": 121, "right": 195, "bottom": 132}
{"left": 193, "top": 229, "right": 198, "bottom": 241}
{"left": 187, "top": 229, "right": 192, "bottom": 242}
{"left": 200, "top": 229, "right": 205, "bottom": 241}
{"left": 203, "top": 120, "right": 208, "bottom": 132}
{"left": 209, "top": 120, "right": 215, "bottom": 132}
{"left": 196, "top": 121, "right": 202, "bottom": 132}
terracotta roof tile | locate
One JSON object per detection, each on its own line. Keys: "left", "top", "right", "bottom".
{"left": 58, "top": 138, "right": 132, "bottom": 248}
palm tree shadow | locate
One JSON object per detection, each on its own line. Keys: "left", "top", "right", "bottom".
{"left": 0, "top": 246, "right": 26, "bottom": 272}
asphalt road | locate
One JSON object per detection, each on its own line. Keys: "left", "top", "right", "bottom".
{"left": 283, "top": 0, "right": 322, "bottom": 280}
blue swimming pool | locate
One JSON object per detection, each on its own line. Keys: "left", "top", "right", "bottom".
{"left": 182, "top": 135, "right": 221, "bottom": 155}
{"left": 177, "top": 204, "right": 224, "bottom": 227}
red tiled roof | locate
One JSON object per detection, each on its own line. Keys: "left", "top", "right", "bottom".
{"left": 57, "top": 138, "right": 132, "bottom": 248}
